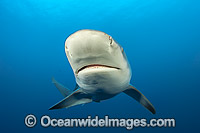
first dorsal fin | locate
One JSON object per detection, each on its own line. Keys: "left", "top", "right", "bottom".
{"left": 52, "top": 77, "right": 72, "bottom": 97}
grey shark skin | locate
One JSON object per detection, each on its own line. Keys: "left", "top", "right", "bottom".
{"left": 49, "top": 29, "right": 156, "bottom": 114}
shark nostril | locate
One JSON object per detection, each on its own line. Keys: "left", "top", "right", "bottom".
{"left": 69, "top": 53, "right": 72, "bottom": 57}
{"left": 66, "top": 49, "right": 72, "bottom": 57}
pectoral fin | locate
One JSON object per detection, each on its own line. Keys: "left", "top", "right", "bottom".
{"left": 123, "top": 85, "right": 156, "bottom": 114}
{"left": 52, "top": 77, "right": 72, "bottom": 97}
{"left": 49, "top": 89, "right": 92, "bottom": 110}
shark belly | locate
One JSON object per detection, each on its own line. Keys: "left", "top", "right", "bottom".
{"left": 76, "top": 67, "right": 131, "bottom": 101}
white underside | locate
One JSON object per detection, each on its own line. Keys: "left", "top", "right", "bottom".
{"left": 76, "top": 66, "right": 131, "bottom": 98}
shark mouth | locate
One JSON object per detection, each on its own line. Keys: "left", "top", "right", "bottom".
{"left": 77, "top": 64, "right": 120, "bottom": 74}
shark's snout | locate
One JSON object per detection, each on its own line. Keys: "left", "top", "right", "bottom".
{"left": 64, "top": 30, "right": 123, "bottom": 73}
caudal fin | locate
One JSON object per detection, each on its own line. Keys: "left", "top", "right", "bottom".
{"left": 52, "top": 77, "right": 72, "bottom": 97}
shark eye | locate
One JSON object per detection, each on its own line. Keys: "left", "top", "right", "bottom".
{"left": 65, "top": 46, "right": 73, "bottom": 57}
{"left": 65, "top": 46, "right": 69, "bottom": 52}
{"left": 109, "top": 36, "right": 113, "bottom": 46}
{"left": 121, "top": 48, "right": 124, "bottom": 52}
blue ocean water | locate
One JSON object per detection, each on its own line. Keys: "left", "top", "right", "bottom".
{"left": 0, "top": 0, "right": 200, "bottom": 132}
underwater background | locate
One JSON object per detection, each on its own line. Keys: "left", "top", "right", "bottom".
{"left": 0, "top": 0, "right": 200, "bottom": 132}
